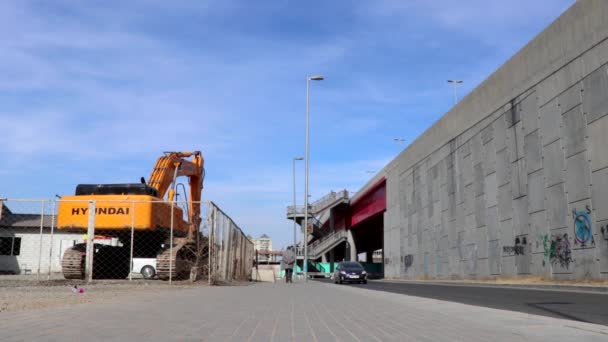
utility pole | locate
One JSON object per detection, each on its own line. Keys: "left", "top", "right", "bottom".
{"left": 304, "top": 74, "right": 324, "bottom": 282}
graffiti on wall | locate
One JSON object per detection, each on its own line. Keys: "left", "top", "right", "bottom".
{"left": 404, "top": 254, "right": 414, "bottom": 271}
{"left": 572, "top": 206, "right": 594, "bottom": 247}
{"left": 541, "top": 233, "right": 573, "bottom": 268}
{"left": 503, "top": 236, "right": 526, "bottom": 255}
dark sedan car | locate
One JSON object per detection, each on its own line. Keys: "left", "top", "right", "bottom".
{"left": 333, "top": 261, "right": 367, "bottom": 284}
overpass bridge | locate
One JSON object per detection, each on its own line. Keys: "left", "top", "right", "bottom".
{"left": 288, "top": 0, "right": 608, "bottom": 282}
{"left": 287, "top": 180, "right": 387, "bottom": 276}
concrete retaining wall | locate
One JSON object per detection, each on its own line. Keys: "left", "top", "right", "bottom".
{"left": 383, "top": 0, "right": 608, "bottom": 280}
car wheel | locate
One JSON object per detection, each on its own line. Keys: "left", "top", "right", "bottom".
{"left": 362, "top": 280, "right": 367, "bottom": 284}
{"left": 141, "top": 265, "right": 156, "bottom": 279}
{"left": 338, "top": 277, "right": 343, "bottom": 284}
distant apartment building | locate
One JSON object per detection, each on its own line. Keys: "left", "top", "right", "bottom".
{"left": 254, "top": 234, "right": 272, "bottom": 262}
{"left": 254, "top": 234, "right": 272, "bottom": 251}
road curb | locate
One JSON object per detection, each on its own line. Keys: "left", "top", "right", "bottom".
{"left": 378, "top": 279, "right": 608, "bottom": 294}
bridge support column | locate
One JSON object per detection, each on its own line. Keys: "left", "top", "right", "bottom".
{"left": 329, "top": 249, "right": 335, "bottom": 272}
{"left": 346, "top": 230, "right": 357, "bottom": 262}
{"left": 321, "top": 253, "right": 328, "bottom": 263}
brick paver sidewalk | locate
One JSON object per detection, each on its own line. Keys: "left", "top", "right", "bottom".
{"left": 1, "top": 281, "right": 607, "bottom": 341}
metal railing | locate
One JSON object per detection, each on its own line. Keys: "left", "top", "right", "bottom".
{"left": 311, "top": 189, "right": 349, "bottom": 213}
{"left": 286, "top": 189, "right": 349, "bottom": 216}
{"left": 286, "top": 205, "right": 308, "bottom": 216}
{"left": 308, "top": 216, "right": 322, "bottom": 229}
{"left": 286, "top": 209, "right": 322, "bottom": 230}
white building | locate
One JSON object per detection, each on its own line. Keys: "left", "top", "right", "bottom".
{"left": 254, "top": 234, "right": 272, "bottom": 251}
{"left": 0, "top": 203, "right": 82, "bottom": 275}
{"left": 254, "top": 234, "right": 273, "bottom": 262}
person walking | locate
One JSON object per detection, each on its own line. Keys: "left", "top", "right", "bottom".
{"left": 282, "top": 246, "right": 296, "bottom": 283}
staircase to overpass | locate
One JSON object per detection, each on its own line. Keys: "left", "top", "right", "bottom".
{"left": 286, "top": 189, "right": 349, "bottom": 239}
{"left": 287, "top": 190, "right": 352, "bottom": 276}
{"left": 295, "top": 229, "right": 347, "bottom": 260}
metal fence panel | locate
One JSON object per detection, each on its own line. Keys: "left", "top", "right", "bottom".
{"left": 207, "top": 202, "right": 254, "bottom": 284}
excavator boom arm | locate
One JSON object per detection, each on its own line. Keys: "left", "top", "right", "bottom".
{"left": 146, "top": 151, "right": 204, "bottom": 238}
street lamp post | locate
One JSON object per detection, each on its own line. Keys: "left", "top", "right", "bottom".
{"left": 304, "top": 74, "right": 324, "bottom": 282}
{"left": 447, "top": 79, "right": 463, "bottom": 104}
{"left": 292, "top": 156, "right": 303, "bottom": 260}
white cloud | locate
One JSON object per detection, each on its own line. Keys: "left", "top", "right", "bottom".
{"left": 0, "top": 111, "right": 74, "bottom": 154}
{"left": 363, "top": 0, "right": 575, "bottom": 49}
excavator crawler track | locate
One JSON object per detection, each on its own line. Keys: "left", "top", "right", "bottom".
{"left": 61, "top": 243, "right": 131, "bottom": 280}
{"left": 61, "top": 247, "right": 85, "bottom": 279}
{"left": 156, "top": 242, "right": 198, "bottom": 280}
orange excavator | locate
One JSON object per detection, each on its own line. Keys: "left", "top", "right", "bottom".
{"left": 56, "top": 151, "right": 205, "bottom": 280}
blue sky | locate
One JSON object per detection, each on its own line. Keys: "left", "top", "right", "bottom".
{"left": 0, "top": 0, "right": 574, "bottom": 248}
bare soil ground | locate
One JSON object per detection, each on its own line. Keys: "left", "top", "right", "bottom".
{"left": 0, "top": 276, "right": 207, "bottom": 313}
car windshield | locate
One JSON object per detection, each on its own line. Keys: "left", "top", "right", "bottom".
{"left": 341, "top": 262, "right": 363, "bottom": 269}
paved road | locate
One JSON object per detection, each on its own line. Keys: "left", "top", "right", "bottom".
{"left": 1, "top": 281, "right": 608, "bottom": 341}
{"left": 319, "top": 279, "right": 608, "bottom": 326}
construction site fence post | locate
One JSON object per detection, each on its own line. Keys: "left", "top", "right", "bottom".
{"left": 46, "top": 200, "right": 56, "bottom": 280}
{"left": 227, "top": 220, "right": 233, "bottom": 280}
{"left": 85, "top": 200, "right": 96, "bottom": 283}
{"left": 208, "top": 203, "right": 214, "bottom": 285}
{"left": 36, "top": 200, "right": 44, "bottom": 281}
{"left": 129, "top": 201, "right": 135, "bottom": 281}
{"left": 223, "top": 218, "right": 230, "bottom": 281}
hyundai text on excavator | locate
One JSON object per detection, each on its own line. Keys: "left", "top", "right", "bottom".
{"left": 56, "top": 151, "right": 205, "bottom": 280}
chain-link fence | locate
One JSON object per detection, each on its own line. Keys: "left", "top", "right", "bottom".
{"left": 0, "top": 198, "right": 252, "bottom": 286}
